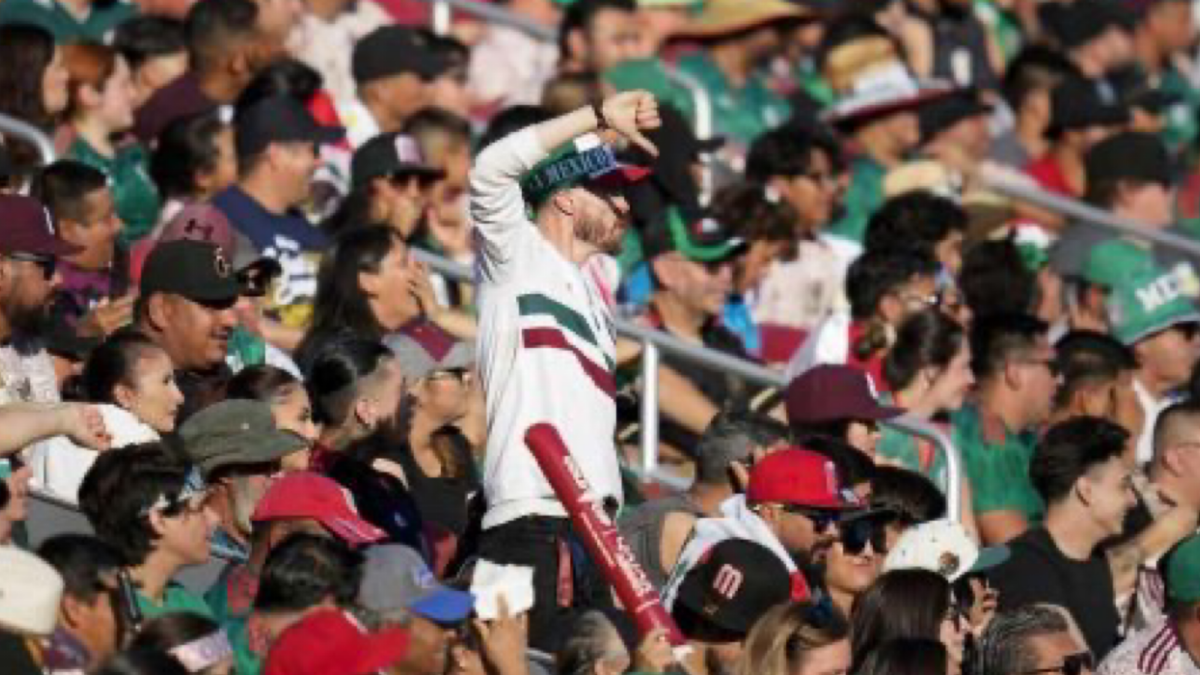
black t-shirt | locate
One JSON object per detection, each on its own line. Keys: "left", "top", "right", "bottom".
{"left": 990, "top": 526, "right": 1119, "bottom": 659}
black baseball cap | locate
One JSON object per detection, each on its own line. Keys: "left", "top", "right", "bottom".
{"left": 351, "top": 132, "right": 445, "bottom": 189}
{"left": 234, "top": 95, "right": 345, "bottom": 158}
{"left": 140, "top": 240, "right": 240, "bottom": 305}
{"left": 674, "top": 539, "right": 792, "bottom": 636}
{"left": 641, "top": 206, "right": 746, "bottom": 263}
{"left": 918, "top": 88, "right": 992, "bottom": 143}
{"left": 1047, "top": 77, "right": 1129, "bottom": 137}
{"left": 1084, "top": 131, "right": 1173, "bottom": 187}
{"left": 352, "top": 26, "right": 450, "bottom": 85}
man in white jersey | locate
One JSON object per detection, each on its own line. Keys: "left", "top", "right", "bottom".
{"left": 468, "top": 90, "right": 660, "bottom": 650}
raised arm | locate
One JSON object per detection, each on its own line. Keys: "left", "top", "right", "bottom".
{"left": 0, "top": 402, "right": 111, "bottom": 457}
{"left": 469, "top": 91, "right": 660, "bottom": 268}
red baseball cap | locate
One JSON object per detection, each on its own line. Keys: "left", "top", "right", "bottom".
{"left": 785, "top": 365, "right": 903, "bottom": 427}
{"left": 746, "top": 448, "right": 862, "bottom": 510}
{"left": 0, "top": 195, "right": 82, "bottom": 258}
{"left": 252, "top": 472, "right": 386, "bottom": 545}
{"left": 263, "top": 609, "right": 409, "bottom": 675}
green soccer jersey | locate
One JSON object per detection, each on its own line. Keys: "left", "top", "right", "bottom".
{"left": 827, "top": 155, "right": 887, "bottom": 244}
{"left": 67, "top": 137, "right": 162, "bottom": 244}
{"left": 676, "top": 52, "right": 792, "bottom": 148}
{"left": 952, "top": 403, "right": 1045, "bottom": 523}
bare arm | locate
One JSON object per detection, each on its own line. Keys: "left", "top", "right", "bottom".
{"left": 0, "top": 403, "right": 110, "bottom": 456}
{"left": 977, "top": 510, "right": 1029, "bottom": 545}
{"left": 1108, "top": 505, "right": 1198, "bottom": 597}
{"left": 657, "top": 366, "right": 720, "bottom": 435}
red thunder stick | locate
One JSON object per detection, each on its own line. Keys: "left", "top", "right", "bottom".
{"left": 524, "top": 423, "right": 687, "bottom": 647}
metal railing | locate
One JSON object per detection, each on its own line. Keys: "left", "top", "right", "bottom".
{"left": 0, "top": 113, "right": 56, "bottom": 165}
{"left": 414, "top": 249, "right": 965, "bottom": 521}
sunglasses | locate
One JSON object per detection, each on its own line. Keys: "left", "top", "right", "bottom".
{"left": 781, "top": 505, "right": 842, "bottom": 531}
{"left": 6, "top": 252, "right": 56, "bottom": 280}
{"left": 839, "top": 516, "right": 889, "bottom": 555}
{"left": 1018, "top": 652, "right": 1094, "bottom": 675}
{"left": 428, "top": 367, "right": 471, "bottom": 383}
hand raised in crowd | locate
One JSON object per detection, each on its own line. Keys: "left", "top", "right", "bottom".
{"left": 471, "top": 595, "right": 530, "bottom": 675}
{"left": 76, "top": 294, "right": 136, "bottom": 338}
{"left": 599, "top": 90, "right": 662, "bottom": 157}
{"left": 57, "top": 403, "right": 112, "bottom": 451}
{"left": 632, "top": 626, "right": 675, "bottom": 674}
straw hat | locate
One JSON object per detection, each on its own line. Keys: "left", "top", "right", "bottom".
{"left": 823, "top": 61, "right": 953, "bottom": 128}
{"left": 674, "top": 0, "right": 808, "bottom": 39}
{"left": 0, "top": 546, "right": 64, "bottom": 636}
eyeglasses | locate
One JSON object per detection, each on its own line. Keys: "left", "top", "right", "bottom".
{"left": 799, "top": 171, "right": 839, "bottom": 187}
{"left": 781, "top": 505, "right": 842, "bottom": 531}
{"left": 839, "top": 515, "right": 889, "bottom": 555}
{"left": 894, "top": 290, "right": 939, "bottom": 309}
{"left": 5, "top": 252, "right": 55, "bottom": 280}
{"left": 1017, "top": 652, "right": 1095, "bottom": 675}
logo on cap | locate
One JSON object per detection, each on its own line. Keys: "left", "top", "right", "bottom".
{"left": 412, "top": 564, "right": 436, "bottom": 591}
{"left": 937, "top": 551, "right": 961, "bottom": 578}
{"left": 214, "top": 247, "right": 232, "bottom": 278}
{"left": 42, "top": 207, "right": 55, "bottom": 235}
{"left": 711, "top": 564, "right": 744, "bottom": 600}
{"left": 394, "top": 136, "right": 422, "bottom": 164}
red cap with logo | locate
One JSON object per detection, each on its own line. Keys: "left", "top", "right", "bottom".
{"left": 746, "top": 448, "right": 861, "bottom": 510}
{"left": 252, "top": 472, "right": 387, "bottom": 545}
{"left": 263, "top": 609, "right": 409, "bottom": 675}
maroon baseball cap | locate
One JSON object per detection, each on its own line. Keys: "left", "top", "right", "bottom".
{"left": 746, "top": 448, "right": 862, "bottom": 509}
{"left": 263, "top": 609, "right": 409, "bottom": 675}
{"left": 252, "top": 472, "right": 386, "bottom": 545}
{"left": 0, "top": 195, "right": 82, "bottom": 258}
{"left": 785, "top": 364, "right": 903, "bottom": 427}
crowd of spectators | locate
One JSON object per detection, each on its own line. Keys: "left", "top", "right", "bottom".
{"left": 2, "top": 0, "right": 1200, "bottom": 673}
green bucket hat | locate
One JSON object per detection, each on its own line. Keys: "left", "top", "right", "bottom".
{"left": 641, "top": 206, "right": 746, "bottom": 263}
{"left": 1164, "top": 533, "right": 1200, "bottom": 603}
{"left": 1106, "top": 265, "right": 1200, "bottom": 346}
{"left": 1083, "top": 239, "right": 1156, "bottom": 288}
{"left": 179, "top": 399, "right": 309, "bottom": 478}
{"left": 519, "top": 136, "right": 651, "bottom": 207}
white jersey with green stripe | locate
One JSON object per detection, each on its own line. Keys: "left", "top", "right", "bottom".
{"left": 470, "top": 127, "right": 624, "bottom": 530}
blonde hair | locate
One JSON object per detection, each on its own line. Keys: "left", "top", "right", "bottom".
{"left": 736, "top": 602, "right": 850, "bottom": 675}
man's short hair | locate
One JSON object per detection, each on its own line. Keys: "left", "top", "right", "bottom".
{"left": 558, "top": 0, "right": 635, "bottom": 58}
{"left": 254, "top": 533, "right": 364, "bottom": 614}
{"left": 969, "top": 312, "right": 1048, "bottom": 383}
{"left": 1053, "top": 330, "right": 1137, "bottom": 410}
{"left": 972, "top": 605, "right": 1070, "bottom": 675}
{"left": 184, "top": 0, "right": 259, "bottom": 73}
{"left": 112, "top": 15, "right": 186, "bottom": 70}
{"left": 77, "top": 443, "right": 194, "bottom": 565}
{"left": 745, "top": 123, "right": 841, "bottom": 183}
{"left": 870, "top": 466, "right": 946, "bottom": 524}
{"left": 864, "top": 191, "right": 967, "bottom": 260}
{"left": 845, "top": 249, "right": 940, "bottom": 321}
{"left": 306, "top": 333, "right": 395, "bottom": 426}
{"left": 1030, "top": 416, "right": 1129, "bottom": 504}
{"left": 1153, "top": 399, "right": 1200, "bottom": 464}
{"left": 960, "top": 240, "right": 1036, "bottom": 319}
{"left": 402, "top": 107, "right": 472, "bottom": 158}
{"left": 693, "top": 411, "right": 788, "bottom": 485}
{"left": 36, "top": 534, "right": 123, "bottom": 603}
{"left": 29, "top": 160, "right": 108, "bottom": 223}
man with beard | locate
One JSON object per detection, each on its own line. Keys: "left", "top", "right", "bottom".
{"left": 468, "top": 89, "right": 658, "bottom": 651}
{"left": 664, "top": 448, "right": 863, "bottom": 610}
{"left": 0, "top": 195, "right": 84, "bottom": 496}
{"left": 178, "top": 399, "right": 312, "bottom": 562}
{"left": 306, "top": 333, "right": 426, "bottom": 554}
{"left": 134, "top": 239, "right": 240, "bottom": 421}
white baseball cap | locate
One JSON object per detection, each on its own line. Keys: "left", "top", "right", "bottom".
{"left": 0, "top": 546, "right": 65, "bottom": 636}
{"left": 882, "top": 519, "right": 1009, "bottom": 581}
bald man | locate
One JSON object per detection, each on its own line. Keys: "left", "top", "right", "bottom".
{"left": 1116, "top": 400, "right": 1200, "bottom": 634}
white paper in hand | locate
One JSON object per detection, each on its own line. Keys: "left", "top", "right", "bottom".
{"left": 470, "top": 560, "right": 535, "bottom": 620}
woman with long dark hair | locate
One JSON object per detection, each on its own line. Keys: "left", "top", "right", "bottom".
{"left": 0, "top": 24, "right": 68, "bottom": 180}
{"left": 851, "top": 569, "right": 968, "bottom": 674}
{"left": 295, "top": 225, "right": 426, "bottom": 370}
